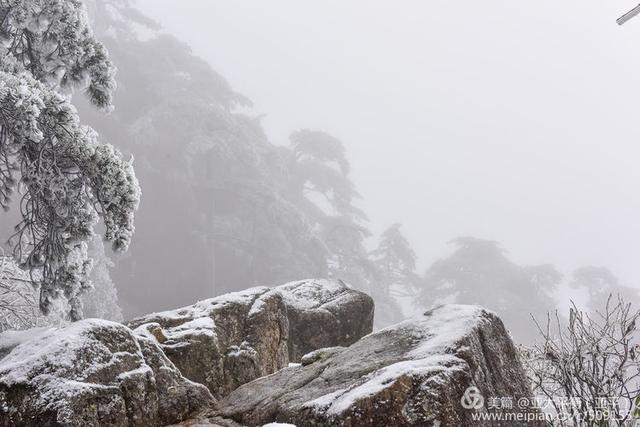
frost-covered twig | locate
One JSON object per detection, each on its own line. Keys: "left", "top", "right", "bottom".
{"left": 0, "top": 254, "right": 39, "bottom": 332}
{"left": 525, "top": 295, "right": 640, "bottom": 426}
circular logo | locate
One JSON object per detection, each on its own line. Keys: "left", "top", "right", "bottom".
{"left": 461, "top": 386, "right": 484, "bottom": 410}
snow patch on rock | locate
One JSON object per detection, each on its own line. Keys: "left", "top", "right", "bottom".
{"left": 0, "top": 319, "right": 213, "bottom": 425}
{"left": 0, "top": 319, "right": 128, "bottom": 387}
{"left": 216, "top": 303, "right": 539, "bottom": 426}
{"left": 276, "top": 279, "right": 348, "bottom": 310}
{"left": 306, "top": 305, "right": 485, "bottom": 416}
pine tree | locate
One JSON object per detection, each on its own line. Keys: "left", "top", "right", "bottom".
{"left": 285, "top": 129, "right": 373, "bottom": 293}
{"left": 74, "top": 2, "right": 329, "bottom": 310}
{"left": 370, "top": 223, "right": 418, "bottom": 296}
{"left": 284, "top": 129, "right": 409, "bottom": 328}
{"left": 570, "top": 266, "right": 640, "bottom": 313}
{"left": 0, "top": 0, "right": 140, "bottom": 319}
{"left": 418, "top": 237, "right": 560, "bottom": 343}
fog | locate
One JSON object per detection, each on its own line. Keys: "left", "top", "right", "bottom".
{"left": 5, "top": 2, "right": 640, "bottom": 419}
{"left": 5, "top": 0, "right": 638, "bottom": 338}
{"left": 135, "top": 0, "right": 640, "bottom": 286}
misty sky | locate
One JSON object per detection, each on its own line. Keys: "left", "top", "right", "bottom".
{"left": 136, "top": 0, "right": 640, "bottom": 286}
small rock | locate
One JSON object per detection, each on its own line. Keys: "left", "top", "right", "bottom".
{"left": 300, "top": 347, "right": 345, "bottom": 366}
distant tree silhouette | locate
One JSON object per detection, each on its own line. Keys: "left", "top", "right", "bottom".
{"left": 570, "top": 266, "right": 640, "bottom": 314}
{"left": 371, "top": 224, "right": 419, "bottom": 296}
{"left": 418, "top": 237, "right": 561, "bottom": 343}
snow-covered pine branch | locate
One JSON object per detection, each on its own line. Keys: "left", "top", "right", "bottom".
{"left": 0, "top": 0, "right": 140, "bottom": 320}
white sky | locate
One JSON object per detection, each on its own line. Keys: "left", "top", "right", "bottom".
{"left": 136, "top": 0, "right": 640, "bottom": 285}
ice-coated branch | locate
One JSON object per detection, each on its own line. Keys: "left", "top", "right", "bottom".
{"left": 0, "top": 0, "right": 140, "bottom": 319}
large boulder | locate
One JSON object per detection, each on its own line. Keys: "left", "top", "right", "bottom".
{"left": 213, "top": 304, "right": 543, "bottom": 427}
{"left": 127, "top": 286, "right": 289, "bottom": 399}
{"left": 0, "top": 320, "right": 213, "bottom": 427}
{"left": 127, "top": 279, "right": 374, "bottom": 398}
{"left": 276, "top": 279, "right": 374, "bottom": 361}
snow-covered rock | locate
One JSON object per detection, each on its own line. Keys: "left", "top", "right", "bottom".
{"left": 0, "top": 319, "right": 212, "bottom": 427}
{"left": 213, "top": 305, "right": 542, "bottom": 427}
{"left": 277, "top": 279, "right": 373, "bottom": 362}
{"left": 126, "top": 279, "right": 373, "bottom": 398}
{"left": 127, "top": 286, "right": 289, "bottom": 399}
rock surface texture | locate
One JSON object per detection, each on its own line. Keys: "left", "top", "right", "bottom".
{"left": 213, "top": 304, "right": 543, "bottom": 427}
{"left": 1, "top": 285, "right": 537, "bottom": 426}
{"left": 0, "top": 320, "right": 213, "bottom": 427}
{"left": 277, "top": 279, "right": 374, "bottom": 362}
{"left": 127, "top": 279, "right": 374, "bottom": 398}
{"left": 127, "top": 286, "right": 289, "bottom": 399}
